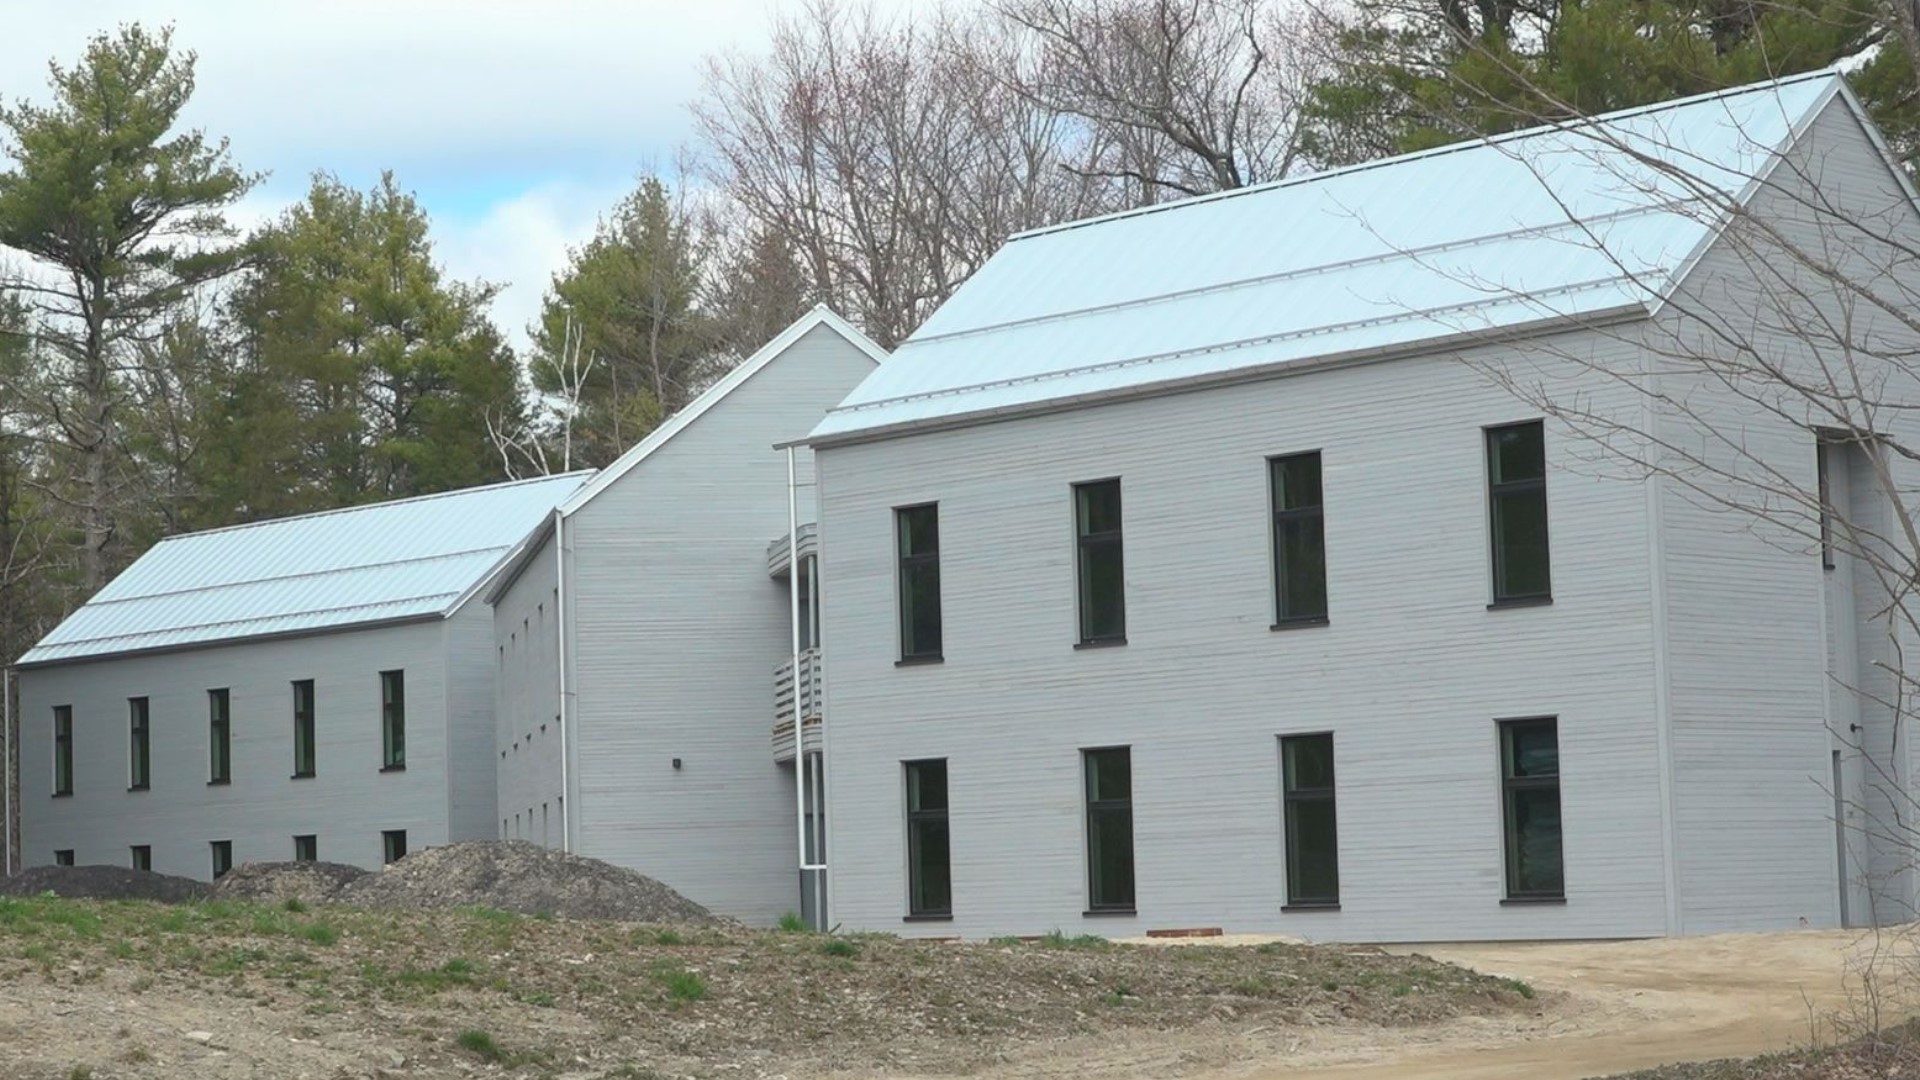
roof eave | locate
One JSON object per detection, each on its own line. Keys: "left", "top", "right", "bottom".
{"left": 807, "top": 302, "right": 1653, "bottom": 450}
{"left": 481, "top": 511, "right": 558, "bottom": 607}
{"left": 12, "top": 611, "right": 448, "bottom": 672}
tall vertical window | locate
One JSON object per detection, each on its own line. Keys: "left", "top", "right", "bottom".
{"left": 1269, "top": 453, "right": 1328, "bottom": 625}
{"left": 1817, "top": 438, "right": 1836, "bottom": 570}
{"left": 208, "top": 688, "right": 231, "bottom": 784}
{"left": 382, "top": 829, "right": 408, "bottom": 864}
{"left": 294, "top": 835, "right": 317, "bottom": 862}
{"left": 210, "top": 840, "right": 233, "bottom": 879}
{"left": 130, "top": 845, "right": 151, "bottom": 872}
{"left": 896, "top": 504, "right": 942, "bottom": 661}
{"left": 1281, "top": 734, "right": 1339, "bottom": 907}
{"left": 128, "top": 697, "right": 150, "bottom": 791}
{"left": 1499, "top": 718, "right": 1564, "bottom": 900}
{"left": 1487, "top": 421, "right": 1551, "bottom": 603}
{"left": 292, "top": 680, "right": 316, "bottom": 778}
{"left": 904, "top": 759, "right": 951, "bottom": 917}
{"left": 52, "top": 705, "right": 73, "bottom": 796}
{"left": 380, "top": 670, "right": 406, "bottom": 769}
{"left": 1083, "top": 747, "right": 1135, "bottom": 912}
{"left": 1074, "top": 480, "right": 1126, "bottom": 644}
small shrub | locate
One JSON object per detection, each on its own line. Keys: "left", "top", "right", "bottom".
{"left": 281, "top": 898, "right": 308, "bottom": 914}
{"left": 776, "top": 911, "right": 807, "bottom": 933}
{"left": 651, "top": 929, "right": 684, "bottom": 946}
{"left": 654, "top": 965, "right": 707, "bottom": 1003}
{"left": 455, "top": 1028, "right": 504, "bottom": 1062}
{"left": 1502, "top": 978, "right": 1536, "bottom": 1000}
{"left": 296, "top": 922, "right": 338, "bottom": 947}
{"left": 819, "top": 938, "right": 859, "bottom": 958}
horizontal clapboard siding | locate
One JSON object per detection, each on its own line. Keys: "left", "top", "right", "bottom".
{"left": 493, "top": 529, "right": 566, "bottom": 847}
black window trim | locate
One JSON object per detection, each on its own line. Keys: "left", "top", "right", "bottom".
{"left": 209, "top": 839, "right": 233, "bottom": 879}
{"left": 51, "top": 704, "right": 73, "bottom": 798}
{"left": 128, "top": 696, "right": 151, "bottom": 792}
{"left": 903, "top": 757, "right": 952, "bottom": 919}
{"left": 1485, "top": 419, "right": 1553, "bottom": 608}
{"left": 382, "top": 828, "right": 408, "bottom": 865}
{"left": 1072, "top": 478, "right": 1127, "bottom": 647}
{"left": 293, "top": 834, "right": 318, "bottom": 862}
{"left": 894, "top": 502, "right": 943, "bottom": 663}
{"left": 1497, "top": 715, "right": 1566, "bottom": 902}
{"left": 380, "top": 670, "right": 406, "bottom": 771}
{"left": 1279, "top": 731, "right": 1340, "bottom": 910}
{"left": 292, "top": 679, "right": 316, "bottom": 779}
{"left": 130, "top": 844, "right": 151, "bottom": 872}
{"left": 1082, "top": 744, "right": 1136, "bottom": 914}
{"left": 207, "top": 687, "right": 232, "bottom": 785}
{"left": 1268, "top": 450, "right": 1330, "bottom": 629}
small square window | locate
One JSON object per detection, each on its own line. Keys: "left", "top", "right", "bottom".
{"left": 382, "top": 829, "right": 408, "bottom": 865}
{"left": 210, "top": 840, "right": 233, "bottom": 879}
{"left": 130, "top": 845, "right": 151, "bottom": 872}
{"left": 294, "top": 835, "right": 317, "bottom": 862}
{"left": 54, "top": 849, "right": 75, "bottom": 867}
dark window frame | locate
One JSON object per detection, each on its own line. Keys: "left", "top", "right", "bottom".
{"left": 130, "top": 845, "right": 151, "bottom": 872}
{"left": 1485, "top": 420, "right": 1552, "bottom": 606}
{"left": 128, "top": 697, "right": 150, "bottom": 791}
{"left": 208, "top": 688, "right": 231, "bottom": 785}
{"left": 380, "top": 671, "right": 406, "bottom": 770}
{"left": 292, "top": 679, "right": 316, "bottom": 778}
{"left": 1498, "top": 716, "right": 1565, "bottom": 902}
{"left": 894, "top": 504, "right": 943, "bottom": 662}
{"left": 904, "top": 758, "right": 952, "bottom": 919}
{"left": 382, "top": 829, "right": 408, "bottom": 865}
{"left": 52, "top": 705, "right": 73, "bottom": 797}
{"left": 1268, "top": 451, "right": 1329, "bottom": 627}
{"left": 1082, "top": 745, "right": 1136, "bottom": 913}
{"left": 1280, "top": 732, "right": 1339, "bottom": 908}
{"left": 210, "top": 840, "right": 232, "bottom": 879}
{"left": 1073, "top": 479, "right": 1127, "bottom": 646}
{"left": 1816, "top": 435, "right": 1837, "bottom": 570}
{"left": 294, "top": 834, "right": 318, "bottom": 862}
{"left": 54, "top": 849, "right": 74, "bottom": 866}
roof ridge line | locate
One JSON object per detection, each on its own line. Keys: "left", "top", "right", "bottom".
{"left": 74, "top": 545, "right": 511, "bottom": 610}
{"left": 145, "top": 471, "right": 594, "bottom": 546}
{"left": 1006, "top": 68, "right": 1841, "bottom": 244}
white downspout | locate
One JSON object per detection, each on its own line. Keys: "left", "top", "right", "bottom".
{"left": 789, "top": 449, "right": 809, "bottom": 887}
{"left": 554, "top": 510, "right": 572, "bottom": 854}
{"left": 2, "top": 665, "right": 11, "bottom": 877}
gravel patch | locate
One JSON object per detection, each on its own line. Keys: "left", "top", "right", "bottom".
{"left": 0, "top": 864, "right": 211, "bottom": 904}
{"left": 210, "top": 861, "right": 369, "bottom": 906}
{"left": 338, "top": 839, "right": 719, "bottom": 922}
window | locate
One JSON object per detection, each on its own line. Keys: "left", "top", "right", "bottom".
{"left": 382, "top": 829, "right": 408, "bottom": 864}
{"left": 904, "top": 759, "right": 951, "bottom": 917}
{"left": 54, "top": 849, "right": 74, "bottom": 866}
{"left": 1281, "top": 734, "right": 1339, "bottom": 907}
{"left": 1486, "top": 421, "right": 1550, "bottom": 603}
{"left": 130, "top": 845, "right": 151, "bottom": 872}
{"left": 1073, "top": 480, "right": 1125, "bottom": 644}
{"left": 210, "top": 840, "right": 232, "bottom": 879}
{"left": 896, "top": 504, "right": 942, "bottom": 660}
{"left": 799, "top": 554, "right": 821, "bottom": 652}
{"left": 208, "top": 688, "right": 231, "bottom": 784}
{"left": 294, "top": 835, "right": 317, "bottom": 862}
{"left": 1083, "top": 747, "right": 1135, "bottom": 912}
{"left": 380, "top": 671, "right": 406, "bottom": 769}
{"left": 292, "top": 680, "right": 316, "bottom": 778}
{"left": 128, "top": 697, "right": 150, "bottom": 790}
{"left": 52, "top": 705, "right": 72, "bottom": 796}
{"left": 1499, "top": 718, "right": 1564, "bottom": 900}
{"left": 1817, "top": 437, "right": 1837, "bottom": 570}
{"left": 1270, "top": 452, "right": 1328, "bottom": 625}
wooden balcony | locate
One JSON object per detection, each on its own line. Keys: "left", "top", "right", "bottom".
{"left": 772, "top": 646, "right": 823, "bottom": 763}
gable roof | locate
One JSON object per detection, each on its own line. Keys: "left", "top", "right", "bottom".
{"left": 809, "top": 70, "right": 1853, "bottom": 444}
{"left": 18, "top": 472, "right": 591, "bottom": 668}
{"left": 483, "top": 305, "right": 887, "bottom": 604}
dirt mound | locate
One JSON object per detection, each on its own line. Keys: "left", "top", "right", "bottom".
{"left": 0, "top": 864, "right": 211, "bottom": 904}
{"left": 338, "top": 840, "right": 719, "bottom": 922}
{"left": 210, "top": 861, "right": 369, "bottom": 906}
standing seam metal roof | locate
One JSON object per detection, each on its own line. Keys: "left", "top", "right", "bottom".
{"left": 18, "top": 471, "right": 592, "bottom": 666}
{"left": 809, "top": 71, "right": 1848, "bottom": 442}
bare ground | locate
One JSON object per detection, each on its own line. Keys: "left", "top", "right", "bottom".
{"left": 0, "top": 896, "right": 1528, "bottom": 1080}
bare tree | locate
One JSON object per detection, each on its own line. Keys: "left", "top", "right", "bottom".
{"left": 490, "top": 312, "right": 597, "bottom": 478}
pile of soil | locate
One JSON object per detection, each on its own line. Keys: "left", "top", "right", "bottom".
{"left": 338, "top": 840, "right": 720, "bottom": 922}
{"left": 209, "top": 861, "right": 368, "bottom": 906}
{"left": 0, "top": 864, "right": 210, "bottom": 904}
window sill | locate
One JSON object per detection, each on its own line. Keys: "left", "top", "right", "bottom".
{"left": 1074, "top": 638, "right": 1128, "bottom": 651}
{"left": 903, "top": 913, "right": 954, "bottom": 923}
{"left": 1271, "top": 616, "right": 1330, "bottom": 632}
{"left": 895, "top": 655, "right": 944, "bottom": 667}
{"left": 50, "top": 792, "right": 71, "bottom": 799}
{"left": 206, "top": 779, "right": 230, "bottom": 787}
{"left": 291, "top": 772, "right": 315, "bottom": 781}
{"left": 1488, "top": 595, "right": 1553, "bottom": 611}
{"left": 1282, "top": 902, "right": 1341, "bottom": 912}
{"left": 379, "top": 764, "right": 407, "bottom": 773}
{"left": 1083, "top": 907, "right": 1137, "bottom": 917}
{"left": 1500, "top": 895, "right": 1567, "bottom": 906}
{"left": 127, "top": 785, "right": 149, "bottom": 793}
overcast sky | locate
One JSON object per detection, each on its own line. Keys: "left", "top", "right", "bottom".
{"left": 0, "top": 0, "right": 888, "bottom": 347}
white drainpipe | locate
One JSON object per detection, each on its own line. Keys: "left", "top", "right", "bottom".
{"left": 789, "top": 448, "right": 825, "bottom": 918}
{"left": 554, "top": 510, "right": 572, "bottom": 853}
{"left": 2, "top": 664, "right": 11, "bottom": 877}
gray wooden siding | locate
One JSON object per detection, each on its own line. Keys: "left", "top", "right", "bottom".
{"left": 493, "top": 528, "right": 565, "bottom": 845}
{"left": 817, "top": 331, "right": 1671, "bottom": 942}
{"left": 562, "top": 324, "right": 878, "bottom": 923}
{"left": 443, "top": 599, "right": 500, "bottom": 842}
{"left": 17, "top": 621, "right": 463, "bottom": 877}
